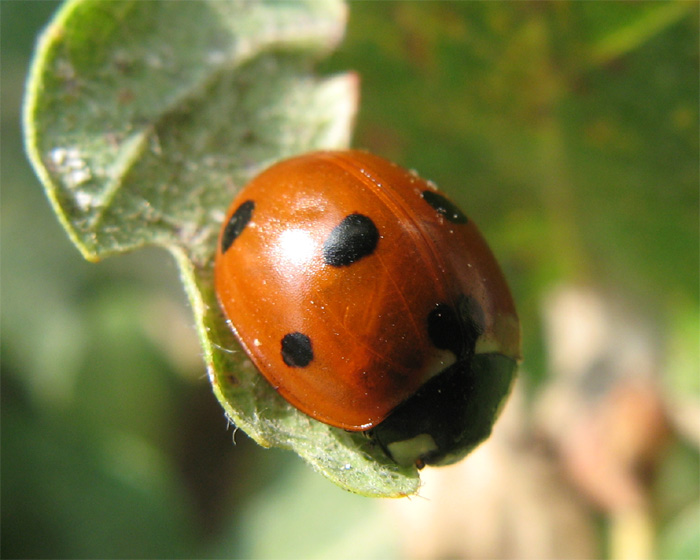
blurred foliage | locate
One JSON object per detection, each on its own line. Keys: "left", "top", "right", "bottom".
{"left": 2, "top": 1, "right": 698, "bottom": 559}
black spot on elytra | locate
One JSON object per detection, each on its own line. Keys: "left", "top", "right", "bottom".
{"left": 281, "top": 332, "right": 314, "bottom": 368}
{"left": 427, "top": 303, "right": 464, "bottom": 357}
{"left": 323, "top": 213, "right": 379, "bottom": 267}
{"left": 421, "top": 190, "right": 468, "bottom": 224}
{"left": 427, "top": 296, "right": 486, "bottom": 358}
{"left": 221, "top": 200, "right": 255, "bottom": 254}
{"left": 458, "top": 295, "right": 486, "bottom": 343}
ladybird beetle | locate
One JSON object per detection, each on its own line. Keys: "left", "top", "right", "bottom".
{"left": 215, "top": 151, "right": 520, "bottom": 467}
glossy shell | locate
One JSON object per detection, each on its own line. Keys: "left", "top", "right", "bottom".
{"left": 215, "top": 150, "right": 520, "bottom": 431}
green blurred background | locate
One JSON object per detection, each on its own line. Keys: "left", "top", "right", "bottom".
{"left": 2, "top": 2, "right": 698, "bottom": 558}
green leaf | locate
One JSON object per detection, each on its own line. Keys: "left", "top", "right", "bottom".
{"left": 586, "top": 1, "right": 695, "bottom": 67}
{"left": 24, "top": 0, "right": 419, "bottom": 497}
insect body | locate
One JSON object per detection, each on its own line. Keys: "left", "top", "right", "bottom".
{"left": 215, "top": 150, "right": 520, "bottom": 467}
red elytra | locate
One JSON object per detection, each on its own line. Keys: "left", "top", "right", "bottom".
{"left": 215, "top": 150, "right": 520, "bottom": 432}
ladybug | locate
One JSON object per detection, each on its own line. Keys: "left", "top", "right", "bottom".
{"left": 215, "top": 150, "right": 520, "bottom": 467}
